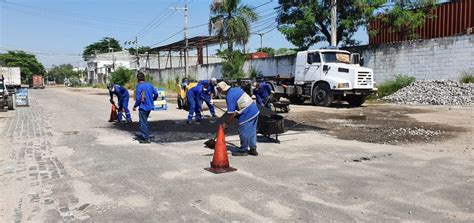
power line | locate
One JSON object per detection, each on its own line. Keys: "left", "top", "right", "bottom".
{"left": 137, "top": 11, "right": 177, "bottom": 39}
{"left": 254, "top": 21, "right": 278, "bottom": 33}
{"left": 149, "top": 29, "right": 184, "bottom": 47}
{"left": 150, "top": 0, "right": 277, "bottom": 48}
{"left": 3, "top": 5, "right": 132, "bottom": 32}
{"left": 253, "top": 0, "right": 273, "bottom": 10}
{"left": 251, "top": 16, "right": 277, "bottom": 29}
{"left": 130, "top": 1, "right": 181, "bottom": 41}
{"left": 3, "top": 1, "right": 142, "bottom": 26}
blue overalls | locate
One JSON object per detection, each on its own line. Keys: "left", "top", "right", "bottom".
{"left": 226, "top": 87, "right": 260, "bottom": 152}
{"left": 109, "top": 84, "right": 131, "bottom": 122}
{"left": 254, "top": 82, "right": 272, "bottom": 107}
{"left": 133, "top": 82, "right": 159, "bottom": 140}
{"left": 198, "top": 80, "right": 216, "bottom": 117}
{"left": 186, "top": 84, "right": 203, "bottom": 123}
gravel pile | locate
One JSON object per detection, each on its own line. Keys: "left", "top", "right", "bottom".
{"left": 383, "top": 80, "right": 474, "bottom": 105}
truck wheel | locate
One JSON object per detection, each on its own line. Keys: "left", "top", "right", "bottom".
{"left": 312, "top": 83, "right": 332, "bottom": 106}
{"left": 183, "top": 100, "right": 190, "bottom": 111}
{"left": 177, "top": 96, "right": 183, "bottom": 109}
{"left": 346, "top": 95, "right": 366, "bottom": 107}
{"left": 289, "top": 96, "right": 306, "bottom": 104}
{"left": 7, "top": 94, "right": 16, "bottom": 110}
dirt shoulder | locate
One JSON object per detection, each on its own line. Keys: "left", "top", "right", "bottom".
{"left": 282, "top": 103, "right": 471, "bottom": 149}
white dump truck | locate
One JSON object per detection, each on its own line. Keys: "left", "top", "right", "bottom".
{"left": 0, "top": 67, "right": 21, "bottom": 110}
{"left": 265, "top": 49, "right": 376, "bottom": 106}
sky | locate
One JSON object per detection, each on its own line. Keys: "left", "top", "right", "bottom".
{"left": 0, "top": 0, "right": 369, "bottom": 68}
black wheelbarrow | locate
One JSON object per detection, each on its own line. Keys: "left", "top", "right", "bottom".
{"left": 257, "top": 105, "right": 285, "bottom": 143}
{"left": 272, "top": 101, "right": 290, "bottom": 113}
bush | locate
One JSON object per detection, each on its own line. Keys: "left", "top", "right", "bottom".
{"left": 220, "top": 50, "right": 245, "bottom": 78}
{"left": 249, "top": 66, "right": 263, "bottom": 78}
{"left": 376, "top": 75, "right": 416, "bottom": 98}
{"left": 124, "top": 72, "right": 157, "bottom": 90}
{"left": 110, "top": 68, "right": 134, "bottom": 86}
{"left": 92, "top": 83, "right": 107, "bottom": 89}
{"left": 460, "top": 71, "right": 474, "bottom": 83}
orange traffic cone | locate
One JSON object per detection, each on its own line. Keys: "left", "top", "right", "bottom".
{"left": 205, "top": 124, "right": 237, "bottom": 174}
{"left": 108, "top": 104, "right": 118, "bottom": 122}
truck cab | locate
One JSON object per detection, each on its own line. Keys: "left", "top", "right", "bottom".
{"left": 275, "top": 49, "right": 375, "bottom": 106}
{"left": 0, "top": 75, "right": 15, "bottom": 110}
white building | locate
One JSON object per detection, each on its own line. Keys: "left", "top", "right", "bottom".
{"left": 85, "top": 51, "right": 223, "bottom": 84}
{"left": 85, "top": 51, "right": 132, "bottom": 84}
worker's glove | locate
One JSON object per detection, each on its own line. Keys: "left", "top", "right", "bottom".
{"left": 110, "top": 99, "right": 114, "bottom": 104}
{"left": 271, "top": 91, "right": 275, "bottom": 94}
{"left": 210, "top": 99, "right": 214, "bottom": 104}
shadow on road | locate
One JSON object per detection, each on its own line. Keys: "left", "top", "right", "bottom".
{"left": 111, "top": 117, "right": 325, "bottom": 144}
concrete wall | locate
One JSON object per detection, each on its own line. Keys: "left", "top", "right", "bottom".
{"left": 148, "top": 55, "right": 295, "bottom": 83}
{"left": 149, "top": 34, "right": 474, "bottom": 84}
{"left": 347, "top": 34, "right": 474, "bottom": 82}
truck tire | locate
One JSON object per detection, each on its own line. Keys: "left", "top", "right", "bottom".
{"left": 177, "top": 96, "right": 183, "bottom": 109}
{"left": 346, "top": 95, "right": 366, "bottom": 107}
{"left": 183, "top": 99, "right": 190, "bottom": 111}
{"left": 312, "top": 83, "right": 332, "bottom": 106}
{"left": 7, "top": 94, "right": 16, "bottom": 110}
{"left": 289, "top": 96, "right": 306, "bottom": 104}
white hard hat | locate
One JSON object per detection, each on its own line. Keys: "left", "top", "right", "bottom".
{"left": 217, "top": 81, "right": 230, "bottom": 91}
{"left": 210, "top": 77, "right": 217, "bottom": 84}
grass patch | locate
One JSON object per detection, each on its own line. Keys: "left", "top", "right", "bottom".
{"left": 460, "top": 71, "right": 474, "bottom": 83}
{"left": 372, "top": 75, "right": 416, "bottom": 99}
{"left": 92, "top": 83, "right": 107, "bottom": 89}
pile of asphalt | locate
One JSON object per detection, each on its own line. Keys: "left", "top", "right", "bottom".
{"left": 383, "top": 80, "right": 473, "bottom": 106}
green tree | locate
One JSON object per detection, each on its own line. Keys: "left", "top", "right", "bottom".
{"left": 109, "top": 68, "right": 134, "bottom": 86}
{"left": 256, "top": 47, "right": 275, "bottom": 57}
{"left": 275, "top": 47, "right": 297, "bottom": 56}
{"left": 381, "top": 0, "right": 436, "bottom": 39}
{"left": 218, "top": 49, "right": 246, "bottom": 78}
{"left": 0, "top": 51, "right": 45, "bottom": 83}
{"left": 128, "top": 46, "right": 151, "bottom": 55}
{"left": 47, "top": 64, "right": 79, "bottom": 84}
{"left": 83, "top": 37, "right": 122, "bottom": 59}
{"left": 277, "top": 0, "right": 436, "bottom": 49}
{"left": 277, "top": 0, "right": 386, "bottom": 49}
{"left": 209, "top": 0, "right": 258, "bottom": 52}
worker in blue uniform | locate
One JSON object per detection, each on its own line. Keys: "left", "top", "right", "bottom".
{"left": 133, "top": 72, "right": 158, "bottom": 144}
{"left": 199, "top": 78, "right": 217, "bottom": 117}
{"left": 186, "top": 83, "right": 203, "bottom": 124}
{"left": 108, "top": 83, "right": 132, "bottom": 123}
{"left": 217, "top": 81, "right": 260, "bottom": 156}
{"left": 253, "top": 82, "right": 274, "bottom": 107}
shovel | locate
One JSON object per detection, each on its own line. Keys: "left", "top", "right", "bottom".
{"left": 205, "top": 105, "right": 227, "bottom": 149}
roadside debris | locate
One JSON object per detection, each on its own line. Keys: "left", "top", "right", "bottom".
{"left": 285, "top": 105, "right": 461, "bottom": 145}
{"left": 383, "top": 80, "right": 473, "bottom": 105}
{"left": 347, "top": 153, "right": 393, "bottom": 162}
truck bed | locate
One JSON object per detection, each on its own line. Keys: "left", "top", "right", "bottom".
{"left": 0, "top": 67, "right": 21, "bottom": 86}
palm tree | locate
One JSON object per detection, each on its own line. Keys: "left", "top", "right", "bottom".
{"left": 209, "top": 0, "right": 258, "bottom": 52}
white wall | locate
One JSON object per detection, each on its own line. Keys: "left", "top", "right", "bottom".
{"left": 348, "top": 34, "right": 474, "bottom": 82}
{"left": 148, "top": 55, "right": 295, "bottom": 83}
{"left": 149, "top": 34, "right": 474, "bottom": 84}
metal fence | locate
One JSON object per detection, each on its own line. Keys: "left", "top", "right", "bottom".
{"left": 369, "top": 0, "right": 473, "bottom": 45}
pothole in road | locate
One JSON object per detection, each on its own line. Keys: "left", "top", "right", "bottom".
{"left": 63, "top": 131, "right": 79, "bottom": 135}
{"left": 111, "top": 118, "right": 322, "bottom": 143}
{"left": 284, "top": 105, "right": 464, "bottom": 145}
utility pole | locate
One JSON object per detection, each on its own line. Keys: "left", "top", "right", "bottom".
{"left": 172, "top": 1, "right": 189, "bottom": 78}
{"left": 258, "top": 33, "right": 263, "bottom": 49}
{"left": 251, "top": 33, "right": 264, "bottom": 49}
{"left": 330, "top": 0, "right": 337, "bottom": 47}
{"left": 135, "top": 36, "right": 140, "bottom": 71}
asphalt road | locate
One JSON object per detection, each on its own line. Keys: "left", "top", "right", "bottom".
{"left": 0, "top": 87, "right": 473, "bottom": 222}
